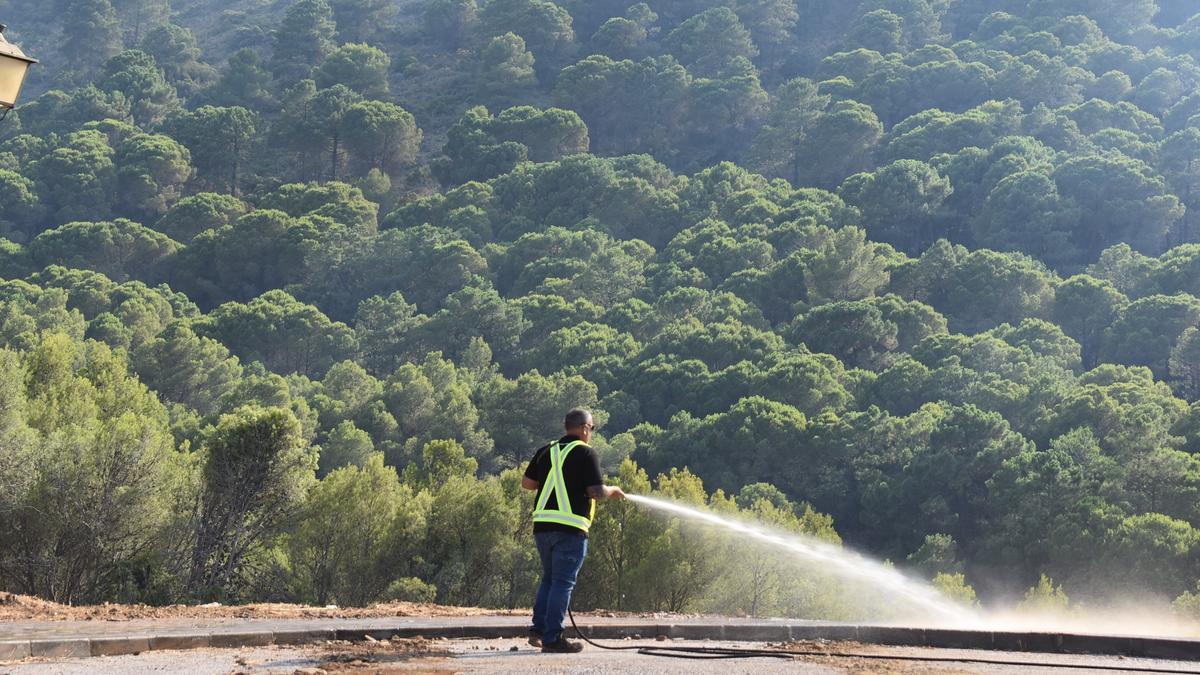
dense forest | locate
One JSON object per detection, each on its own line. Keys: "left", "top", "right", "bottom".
{"left": 2, "top": 0, "right": 1200, "bottom": 618}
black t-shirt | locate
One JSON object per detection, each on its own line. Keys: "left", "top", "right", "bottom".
{"left": 524, "top": 434, "right": 603, "bottom": 536}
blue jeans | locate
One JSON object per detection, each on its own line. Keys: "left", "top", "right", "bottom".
{"left": 531, "top": 530, "right": 588, "bottom": 644}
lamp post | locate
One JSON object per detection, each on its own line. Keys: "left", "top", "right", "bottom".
{"left": 0, "top": 24, "right": 37, "bottom": 120}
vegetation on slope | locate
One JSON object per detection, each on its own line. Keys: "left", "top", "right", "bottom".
{"left": 2, "top": 0, "right": 1200, "bottom": 615}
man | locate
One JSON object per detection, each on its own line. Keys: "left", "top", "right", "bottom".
{"left": 521, "top": 408, "right": 625, "bottom": 653}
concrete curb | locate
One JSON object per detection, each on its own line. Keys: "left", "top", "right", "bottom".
{"left": 2, "top": 621, "right": 1198, "bottom": 662}
{"left": 147, "top": 634, "right": 209, "bottom": 651}
{"left": 0, "top": 640, "right": 30, "bottom": 661}
{"left": 29, "top": 638, "right": 90, "bottom": 659}
{"left": 90, "top": 636, "right": 151, "bottom": 657}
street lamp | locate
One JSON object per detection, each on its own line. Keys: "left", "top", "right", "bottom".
{"left": 0, "top": 24, "right": 37, "bottom": 119}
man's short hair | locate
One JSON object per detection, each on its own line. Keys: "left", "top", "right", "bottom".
{"left": 564, "top": 408, "right": 593, "bottom": 430}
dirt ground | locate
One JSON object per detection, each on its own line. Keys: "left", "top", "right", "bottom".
{"left": 8, "top": 637, "right": 1196, "bottom": 675}
{"left": 0, "top": 592, "right": 525, "bottom": 623}
{"left": 314, "top": 636, "right": 456, "bottom": 673}
{"left": 185, "top": 637, "right": 1200, "bottom": 675}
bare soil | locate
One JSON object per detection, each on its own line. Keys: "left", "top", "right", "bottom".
{"left": 773, "top": 641, "right": 974, "bottom": 675}
{"left": 0, "top": 592, "right": 522, "bottom": 622}
{"left": 313, "top": 636, "right": 458, "bottom": 673}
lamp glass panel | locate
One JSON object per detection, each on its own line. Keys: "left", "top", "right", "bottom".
{"left": 0, "top": 55, "right": 31, "bottom": 108}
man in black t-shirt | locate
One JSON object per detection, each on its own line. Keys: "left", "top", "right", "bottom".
{"left": 521, "top": 408, "right": 624, "bottom": 653}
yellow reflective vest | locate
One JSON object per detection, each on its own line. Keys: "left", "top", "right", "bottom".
{"left": 532, "top": 440, "right": 596, "bottom": 532}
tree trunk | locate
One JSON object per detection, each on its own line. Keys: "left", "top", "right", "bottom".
{"left": 330, "top": 133, "right": 341, "bottom": 182}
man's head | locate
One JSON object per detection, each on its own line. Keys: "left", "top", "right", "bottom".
{"left": 564, "top": 408, "right": 594, "bottom": 443}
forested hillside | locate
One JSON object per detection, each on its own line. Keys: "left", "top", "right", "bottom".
{"left": 2, "top": 0, "right": 1200, "bottom": 616}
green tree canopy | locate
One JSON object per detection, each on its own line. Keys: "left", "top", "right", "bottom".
{"left": 313, "top": 43, "right": 391, "bottom": 97}
{"left": 271, "top": 0, "right": 338, "bottom": 85}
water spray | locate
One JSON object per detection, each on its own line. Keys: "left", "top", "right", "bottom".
{"left": 564, "top": 494, "right": 1200, "bottom": 668}
{"left": 623, "top": 493, "right": 976, "bottom": 624}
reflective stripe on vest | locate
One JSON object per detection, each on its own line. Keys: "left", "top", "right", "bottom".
{"left": 532, "top": 440, "right": 596, "bottom": 532}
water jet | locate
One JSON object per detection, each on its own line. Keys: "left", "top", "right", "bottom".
{"left": 625, "top": 493, "right": 977, "bottom": 624}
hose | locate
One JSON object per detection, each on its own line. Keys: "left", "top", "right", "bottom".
{"left": 567, "top": 609, "right": 1200, "bottom": 672}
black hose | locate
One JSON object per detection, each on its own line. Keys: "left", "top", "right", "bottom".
{"left": 567, "top": 609, "right": 1200, "bottom": 672}
{"left": 567, "top": 608, "right": 642, "bottom": 652}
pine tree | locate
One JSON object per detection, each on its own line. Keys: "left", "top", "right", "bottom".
{"left": 330, "top": 0, "right": 396, "bottom": 43}
{"left": 60, "top": 0, "right": 124, "bottom": 78}
{"left": 112, "top": 0, "right": 170, "bottom": 43}
{"left": 270, "top": 0, "right": 337, "bottom": 85}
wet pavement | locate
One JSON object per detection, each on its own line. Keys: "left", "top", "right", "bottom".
{"left": 5, "top": 637, "right": 1200, "bottom": 675}
{"left": 3, "top": 615, "right": 1200, "bottom": 671}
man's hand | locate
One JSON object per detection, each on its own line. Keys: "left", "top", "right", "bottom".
{"left": 521, "top": 476, "right": 540, "bottom": 491}
{"left": 588, "top": 485, "right": 626, "bottom": 501}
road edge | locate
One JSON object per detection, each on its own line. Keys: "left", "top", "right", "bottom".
{"left": 1, "top": 622, "right": 1196, "bottom": 662}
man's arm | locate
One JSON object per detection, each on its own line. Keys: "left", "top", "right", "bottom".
{"left": 582, "top": 446, "right": 624, "bottom": 500}
{"left": 587, "top": 484, "right": 626, "bottom": 501}
{"left": 522, "top": 446, "right": 548, "bottom": 491}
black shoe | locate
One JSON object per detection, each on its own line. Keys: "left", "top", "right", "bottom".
{"left": 528, "top": 629, "right": 543, "bottom": 647}
{"left": 541, "top": 638, "right": 583, "bottom": 653}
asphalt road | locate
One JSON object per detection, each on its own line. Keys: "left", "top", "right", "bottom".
{"left": 5, "top": 638, "right": 1200, "bottom": 674}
